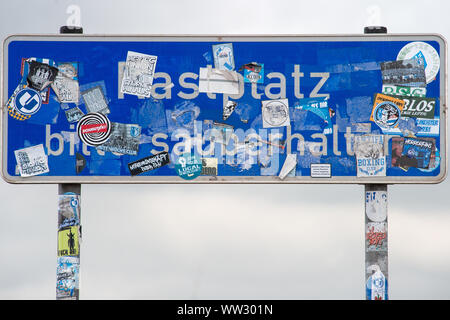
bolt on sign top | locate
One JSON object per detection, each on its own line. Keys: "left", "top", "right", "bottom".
{"left": 1, "top": 34, "right": 447, "bottom": 184}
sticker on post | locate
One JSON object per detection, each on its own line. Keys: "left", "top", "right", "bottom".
{"left": 57, "top": 226, "right": 80, "bottom": 257}
{"left": 128, "top": 151, "right": 170, "bottom": 176}
{"left": 354, "top": 135, "right": 386, "bottom": 177}
{"left": 212, "top": 43, "right": 235, "bottom": 71}
{"left": 365, "top": 190, "right": 387, "bottom": 222}
{"left": 366, "top": 265, "right": 388, "bottom": 300}
{"left": 261, "top": 99, "right": 290, "bottom": 128}
{"left": 397, "top": 41, "right": 440, "bottom": 84}
{"left": 14, "top": 144, "right": 49, "bottom": 177}
{"left": 310, "top": 163, "right": 331, "bottom": 178}
{"left": 366, "top": 222, "right": 387, "bottom": 252}
{"left": 58, "top": 193, "right": 81, "bottom": 229}
{"left": 175, "top": 153, "right": 203, "bottom": 180}
{"left": 56, "top": 256, "right": 80, "bottom": 300}
{"left": 77, "top": 112, "right": 112, "bottom": 147}
{"left": 121, "top": 51, "right": 157, "bottom": 97}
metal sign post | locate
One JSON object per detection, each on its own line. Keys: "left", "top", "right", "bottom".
{"left": 364, "top": 26, "right": 388, "bottom": 300}
{"left": 56, "top": 25, "right": 83, "bottom": 300}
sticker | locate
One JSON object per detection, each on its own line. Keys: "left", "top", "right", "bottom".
{"left": 354, "top": 135, "right": 386, "bottom": 177}
{"left": 370, "top": 94, "right": 404, "bottom": 129}
{"left": 366, "top": 265, "right": 388, "bottom": 300}
{"left": 76, "top": 112, "right": 112, "bottom": 147}
{"left": 223, "top": 100, "right": 237, "bottom": 120}
{"left": 366, "top": 222, "right": 387, "bottom": 252}
{"left": 52, "top": 77, "right": 79, "bottom": 103}
{"left": 128, "top": 151, "right": 170, "bottom": 176}
{"left": 380, "top": 58, "right": 426, "bottom": 88}
{"left": 201, "top": 158, "right": 218, "bottom": 176}
{"left": 240, "top": 62, "right": 264, "bottom": 83}
{"left": 14, "top": 144, "right": 49, "bottom": 177}
{"left": 58, "top": 193, "right": 81, "bottom": 229}
{"left": 397, "top": 96, "right": 436, "bottom": 119}
{"left": 294, "top": 97, "right": 333, "bottom": 134}
{"left": 365, "top": 190, "right": 387, "bottom": 222}
{"left": 397, "top": 41, "right": 440, "bottom": 83}
{"left": 210, "top": 122, "right": 234, "bottom": 145}
{"left": 199, "top": 67, "right": 240, "bottom": 94}
{"left": 65, "top": 107, "right": 84, "bottom": 123}
{"left": 261, "top": 99, "right": 290, "bottom": 128}
{"left": 279, "top": 154, "right": 297, "bottom": 180}
{"left": 76, "top": 153, "right": 87, "bottom": 174}
{"left": 7, "top": 85, "right": 32, "bottom": 121}
{"left": 56, "top": 256, "right": 80, "bottom": 300}
{"left": 26, "top": 60, "right": 59, "bottom": 91}
{"left": 212, "top": 43, "right": 235, "bottom": 71}
{"left": 310, "top": 163, "right": 331, "bottom": 178}
{"left": 382, "top": 84, "right": 426, "bottom": 97}
{"left": 416, "top": 117, "right": 439, "bottom": 136}
{"left": 57, "top": 226, "right": 80, "bottom": 257}
{"left": 121, "top": 51, "right": 157, "bottom": 97}
{"left": 13, "top": 87, "right": 42, "bottom": 116}
{"left": 81, "top": 85, "right": 110, "bottom": 114}
{"left": 419, "top": 146, "right": 440, "bottom": 172}
{"left": 175, "top": 153, "right": 203, "bottom": 180}
{"left": 97, "top": 122, "right": 141, "bottom": 155}
{"left": 400, "top": 137, "right": 434, "bottom": 169}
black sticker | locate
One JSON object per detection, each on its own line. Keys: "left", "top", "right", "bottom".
{"left": 26, "top": 60, "right": 59, "bottom": 91}
{"left": 76, "top": 153, "right": 87, "bottom": 174}
{"left": 128, "top": 152, "right": 170, "bottom": 176}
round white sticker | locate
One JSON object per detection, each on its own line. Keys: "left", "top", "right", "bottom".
{"left": 397, "top": 41, "right": 440, "bottom": 84}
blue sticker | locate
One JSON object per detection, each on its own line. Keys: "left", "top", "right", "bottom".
{"left": 14, "top": 87, "right": 42, "bottom": 115}
{"left": 175, "top": 153, "right": 202, "bottom": 180}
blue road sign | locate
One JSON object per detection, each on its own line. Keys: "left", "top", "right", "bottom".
{"left": 1, "top": 35, "right": 446, "bottom": 183}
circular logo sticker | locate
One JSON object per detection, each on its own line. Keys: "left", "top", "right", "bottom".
{"left": 77, "top": 112, "right": 112, "bottom": 146}
{"left": 14, "top": 87, "right": 42, "bottom": 116}
{"left": 262, "top": 99, "right": 289, "bottom": 127}
{"left": 397, "top": 41, "right": 440, "bottom": 83}
{"left": 373, "top": 101, "right": 401, "bottom": 129}
{"left": 175, "top": 153, "right": 202, "bottom": 180}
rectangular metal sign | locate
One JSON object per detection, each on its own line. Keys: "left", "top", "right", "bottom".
{"left": 1, "top": 34, "right": 447, "bottom": 184}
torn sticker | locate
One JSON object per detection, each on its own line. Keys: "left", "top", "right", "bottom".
{"left": 239, "top": 62, "right": 264, "bottom": 84}
{"left": 223, "top": 100, "right": 237, "bottom": 120}
{"left": 262, "top": 99, "right": 290, "bottom": 128}
{"left": 175, "top": 153, "right": 202, "bottom": 180}
{"left": 166, "top": 101, "right": 201, "bottom": 134}
{"left": 76, "top": 153, "right": 87, "bottom": 174}
{"left": 380, "top": 58, "right": 426, "bottom": 88}
{"left": 58, "top": 193, "right": 81, "bottom": 229}
{"left": 76, "top": 112, "right": 112, "bottom": 147}
{"left": 56, "top": 256, "right": 80, "bottom": 300}
{"left": 279, "top": 154, "right": 297, "bottom": 180}
{"left": 310, "top": 163, "right": 331, "bottom": 178}
{"left": 52, "top": 75, "right": 79, "bottom": 103}
{"left": 97, "top": 122, "right": 141, "bottom": 155}
{"left": 14, "top": 144, "right": 49, "bottom": 177}
{"left": 366, "top": 265, "right": 388, "bottom": 300}
{"left": 201, "top": 158, "right": 218, "bottom": 176}
{"left": 26, "top": 60, "right": 59, "bottom": 91}
{"left": 382, "top": 84, "right": 426, "bottom": 97}
{"left": 370, "top": 94, "right": 404, "bottom": 130}
{"left": 294, "top": 97, "right": 333, "bottom": 134}
{"left": 354, "top": 135, "right": 386, "bottom": 177}
{"left": 57, "top": 226, "right": 80, "bottom": 257}
{"left": 365, "top": 190, "right": 387, "bottom": 222}
{"left": 212, "top": 43, "right": 235, "bottom": 71}
{"left": 121, "top": 51, "right": 157, "bottom": 97}
{"left": 210, "top": 122, "right": 233, "bottom": 145}
{"left": 80, "top": 85, "right": 110, "bottom": 114}
{"left": 199, "top": 67, "right": 240, "bottom": 94}
{"left": 397, "top": 41, "right": 440, "bottom": 84}
{"left": 128, "top": 151, "right": 170, "bottom": 176}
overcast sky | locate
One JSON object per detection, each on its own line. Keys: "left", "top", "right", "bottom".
{"left": 1, "top": 0, "right": 450, "bottom": 300}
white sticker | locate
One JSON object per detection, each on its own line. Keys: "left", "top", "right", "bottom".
{"left": 365, "top": 190, "right": 387, "bottom": 222}
{"left": 14, "top": 144, "right": 49, "bottom": 177}
{"left": 121, "top": 51, "right": 157, "bottom": 97}
{"left": 397, "top": 41, "right": 440, "bottom": 84}
{"left": 261, "top": 99, "right": 290, "bottom": 128}
{"left": 310, "top": 163, "right": 331, "bottom": 178}
{"left": 198, "top": 67, "right": 240, "bottom": 94}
